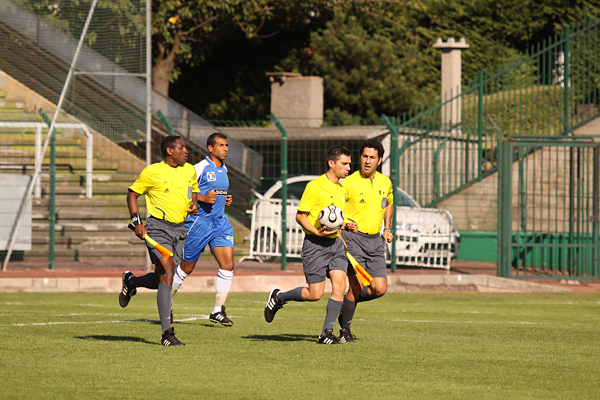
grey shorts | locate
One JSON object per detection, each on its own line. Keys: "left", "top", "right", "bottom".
{"left": 301, "top": 234, "right": 347, "bottom": 284}
{"left": 341, "top": 230, "right": 387, "bottom": 279}
{"left": 145, "top": 216, "right": 186, "bottom": 266}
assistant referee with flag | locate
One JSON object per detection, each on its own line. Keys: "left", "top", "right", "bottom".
{"left": 118, "top": 135, "right": 199, "bottom": 346}
{"left": 338, "top": 139, "right": 394, "bottom": 343}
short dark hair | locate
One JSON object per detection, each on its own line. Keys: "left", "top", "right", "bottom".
{"left": 360, "top": 139, "right": 384, "bottom": 159}
{"left": 207, "top": 132, "right": 227, "bottom": 148}
{"left": 161, "top": 135, "right": 182, "bottom": 158}
{"left": 326, "top": 145, "right": 351, "bottom": 165}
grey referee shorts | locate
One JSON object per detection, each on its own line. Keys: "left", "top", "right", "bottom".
{"left": 145, "top": 216, "right": 186, "bottom": 266}
{"left": 341, "top": 230, "right": 387, "bottom": 279}
{"left": 301, "top": 234, "right": 347, "bottom": 284}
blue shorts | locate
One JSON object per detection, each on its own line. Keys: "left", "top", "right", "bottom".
{"left": 182, "top": 215, "right": 234, "bottom": 262}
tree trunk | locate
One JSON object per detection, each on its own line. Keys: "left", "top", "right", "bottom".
{"left": 152, "top": 33, "right": 181, "bottom": 97}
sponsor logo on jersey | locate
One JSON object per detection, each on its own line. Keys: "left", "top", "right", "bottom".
{"left": 207, "top": 172, "right": 216, "bottom": 181}
{"left": 164, "top": 188, "right": 170, "bottom": 194}
{"left": 359, "top": 199, "right": 366, "bottom": 204}
{"left": 188, "top": 186, "right": 192, "bottom": 199}
{"left": 381, "top": 198, "right": 387, "bottom": 209}
{"left": 209, "top": 189, "right": 228, "bottom": 196}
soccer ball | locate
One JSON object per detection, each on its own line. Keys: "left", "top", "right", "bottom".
{"left": 318, "top": 205, "right": 344, "bottom": 230}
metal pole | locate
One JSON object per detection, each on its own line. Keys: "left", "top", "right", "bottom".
{"left": 145, "top": 0, "right": 153, "bottom": 271}
{"left": 271, "top": 113, "right": 287, "bottom": 271}
{"left": 477, "top": 71, "right": 484, "bottom": 178}
{"left": 381, "top": 115, "right": 399, "bottom": 273}
{"left": 39, "top": 110, "right": 55, "bottom": 270}
{"left": 2, "top": 0, "right": 100, "bottom": 271}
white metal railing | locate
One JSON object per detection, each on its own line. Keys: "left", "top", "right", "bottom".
{"left": 0, "top": 122, "right": 93, "bottom": 198}
{"left": 388, "top": 207, "right": 455, "bottom": 269}
{"left": 241, "top": 198, "right": 304, "bottom": 262}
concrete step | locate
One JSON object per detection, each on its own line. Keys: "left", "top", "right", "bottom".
{"left": 18, "top": 249, "right": 147, "bottom": 262}
{"left": 0, "top": 148, "right": 100, "bottom": 160}
{"left": 0, "top": 137, "right": 81, "bottom": 146}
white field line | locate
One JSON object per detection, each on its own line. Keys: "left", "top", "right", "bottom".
{"left": 392, "top": 319, "right": 546, "bottom": 325}
{"left": 1, "top": 314, "right": 214, "bottom": 327}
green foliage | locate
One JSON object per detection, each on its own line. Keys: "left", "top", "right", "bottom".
{"left": 13, "top": 0, "right": 146, "bottom": 71}
{"left": 1, "top": 292, "right": 600, "bottom": 399}
{"left": 306, "top": 9, "right": 437, "bottom": 119}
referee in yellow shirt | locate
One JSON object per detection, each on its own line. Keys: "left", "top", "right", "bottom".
{"left": 118, "top": 136, "right": 199, "bottom": 346}
{"left": 338, "top": 139, "right": 394, "bottom": 343}
{"left": 264, "top": 146, "right": 351, "bottom": 344}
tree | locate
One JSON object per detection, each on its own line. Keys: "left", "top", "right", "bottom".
{"left": 151, "top": 0, "right": 289, "bottom": 96}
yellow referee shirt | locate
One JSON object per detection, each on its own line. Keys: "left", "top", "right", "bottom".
{"left": 342, "top": 171, "right": 393, "bottom": 235}
{"left": 298, "top": 174, "right": 346, "bottom": 238}
{"left": 129, "top": 161, "right": 200, "bottom": 224}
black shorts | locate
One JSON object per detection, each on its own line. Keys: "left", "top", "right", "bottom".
{"left": 300, "top": 234, "right": 347, "bottom": 284}
{"left": 341, "top": 230, "right": 387, "bottom": 279}
{"left": 145, "top": 216, "right": 186, "bottom": 266}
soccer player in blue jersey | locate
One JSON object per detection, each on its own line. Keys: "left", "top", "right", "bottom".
{"left": 171, "top": 132, "right": 236, "bottom": 326}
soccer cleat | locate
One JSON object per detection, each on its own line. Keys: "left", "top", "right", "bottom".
{"left": 118, "top": 271, "right": 137, "bottom": 308}
{"left": 264, "top": 288, "right": 286, "bottom": 323}
{"left": 161, "top": 327, "right": 185, "bottom": 346}
{"left": 317, "top": 329, "right": 340, "bottom": 345}
{"left": 338, "top": 328, "right": 356, "bottom": 343}
{"left": 209, "top": 306, "right": 233, "bottom": 326}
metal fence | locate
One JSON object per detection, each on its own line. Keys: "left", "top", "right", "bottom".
{"left": 498, "top": 139, "right": 599, "bottom": 279}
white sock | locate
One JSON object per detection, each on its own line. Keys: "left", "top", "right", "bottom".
{"left": 171, "top": 265, "right": 188, "bottom": 297}
{"left": 213, "top": 269, "right": 233, "bottom": 313}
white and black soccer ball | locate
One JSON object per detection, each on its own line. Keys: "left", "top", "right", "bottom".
{"left": 318, "top": 205, "right": 344, "bottom": 230}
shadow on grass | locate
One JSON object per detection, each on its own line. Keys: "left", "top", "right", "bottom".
{"left": 76, "top": 335, "right": 157, "bottom": 345}
{"left": 242, "top": 334, "right": 316, "bottom": 343}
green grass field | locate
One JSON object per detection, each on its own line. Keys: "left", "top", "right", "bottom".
{"left": 1, "top": 292, "right": 599, "bottom": 399}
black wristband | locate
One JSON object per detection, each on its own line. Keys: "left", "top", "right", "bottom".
{"left": 131, "top": 212, "right": 142, "bottom": 227}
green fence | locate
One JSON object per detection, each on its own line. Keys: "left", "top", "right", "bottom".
{"left": 497, "top": 139, "right": 599, "bottom": 279}
{"left": 390, "top": 20, "right": 600, "bottom": 211}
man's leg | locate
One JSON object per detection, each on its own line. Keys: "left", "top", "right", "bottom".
{"left": 320, "top": 270, "right": 346, "bottom": 338}
{"left": 356, "top": 277, "right": 387, "bottom": 302}
{"left": 264, "top": 282, "right": 324, "bottom": 323}
{"left": 209, "top": 246, "right": 235, "bottom": 326}
{"left": 339, "top": 271, "right": 361, "bottom": 331}
{"left": 172, "top": 259, "right": 197, "bottom": 297}
{"left": 156, "top": 256, "right": 184, "bottom": 346}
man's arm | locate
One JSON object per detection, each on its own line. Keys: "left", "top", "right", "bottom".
{"left": 187, "top": 192, "right": 199, "bottom": 215}
{"left": 382, "top": 203, "right": 394, "bottom": 243}
{"left": 127, "top": 190, "right": 147, "bottom": 240}
{"left": 296, "top": 211, "right": 339, "bottom": 237}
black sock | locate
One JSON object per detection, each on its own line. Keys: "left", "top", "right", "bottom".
{"left": 356, "top": 285, "right": 373, "bottom": 303}
{"left": 321, "top": 298, "right": 343, "bottom": 336}
{"left": 278, "top": 287, "right": 305, "bottom": 302}
{"left": 339, "top": 297, "right": 357, "bottom": 330}
{"left": 157, "top": 283, "right": 172, "bottom": 334}
{"left": 130, "top": 273, "right": 158, "bottom": 290}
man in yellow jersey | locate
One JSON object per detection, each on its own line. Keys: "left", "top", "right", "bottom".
{"left": 264, "top": 146, "right": 351, "bottom": 345}
{"left": 337, "top": 139, "right": 393, "bottom": 343}
{"left": 118, "top": 136, "right": 199, "bottom": 346}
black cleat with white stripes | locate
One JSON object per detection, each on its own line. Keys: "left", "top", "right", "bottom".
{"left": 161, "top": 327, "right": 185, "bottom": 346}
{"left": 118, "top": 271, "right": 136, "bottom": 308}
{"left": 209, "top": 306, "right": 233, "bottom": 326}
{"left": 264, "top": 288, "right": 285, "bottom": 323}
{"left": 317, "top": 329, "right": 339, "bottom": 345}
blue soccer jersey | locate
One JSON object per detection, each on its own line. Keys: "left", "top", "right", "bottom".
{"left": 194, "top": 157, "right": 229, "bottom": 219}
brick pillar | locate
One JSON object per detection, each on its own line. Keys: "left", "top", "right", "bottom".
{"left": 267, "top": 72, "right": 323, "bottom": 128}
{"left": 433, "top": 38, "right": 469, "bottom": 129}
